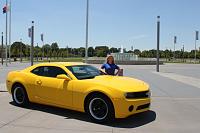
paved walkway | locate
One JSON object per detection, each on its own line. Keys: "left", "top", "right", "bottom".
{"left": 153, "top": 72, "right": 200, "bottom": 89}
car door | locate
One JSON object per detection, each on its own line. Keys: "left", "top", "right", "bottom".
{"left": 32, "top": 66, "right": 73, "bottom": 107}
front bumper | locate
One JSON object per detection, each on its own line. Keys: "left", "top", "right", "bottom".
{"left": 112, "top": 98, "right": 151, "bottom": 118}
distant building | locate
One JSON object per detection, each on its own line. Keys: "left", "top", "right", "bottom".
{"left": 111, "top": 45, "right": 138, "bottom": 61}
{"left": 111, "top": 53, "right": 138, "bottom": 61}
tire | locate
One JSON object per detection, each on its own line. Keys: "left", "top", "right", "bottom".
{"left": 12, "top": 84, "right": 29, "bottom": 107}
{"left": 85, "top": 94, "right": 114, "bottom": 123}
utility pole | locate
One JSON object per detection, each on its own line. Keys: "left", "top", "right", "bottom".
{"left": 85, "top": 0, "right": 89, "bottom": 63}
{"left": 1, "top": 32, "right": 3, "bottom": 65}
{"left": 30, "top": 21, "right": 34, "bottom": 66}
{"left": 20, "top": 38, "right": 22, "bottom": 62}
{"left": 156, "top": 16, "right": 160, "bottom": 72}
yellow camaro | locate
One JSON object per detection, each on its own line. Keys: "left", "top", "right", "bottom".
{"left": 6, "top": 62, "right": 151, "bottom": 123}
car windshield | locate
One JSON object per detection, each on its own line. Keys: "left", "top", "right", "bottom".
{"left": 66, "top": 65, "right": 103, "bottom": 80}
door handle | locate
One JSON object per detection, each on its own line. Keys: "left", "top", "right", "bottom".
{"left": 36, "top": 80, "right": 42, "bottom": 85}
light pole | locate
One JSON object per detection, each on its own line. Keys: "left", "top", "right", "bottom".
{"left": 156, "top": 16, "right": 160, "bottom": 72}
{"left": 195, "top": 31, "right": 199, "bottom": 63}
{"left": 85, "top": 0, "right": 89, "bottom": 63}
{"left": 9, "top": 0, "right": 12, "bottom": 63}
{"left": 173, "top": 36, "right": 177, "bottom": 62}
{"left": 5, "top": 0, "right": 8, "bottom": 66}
{"left": 182, "top": 45, "right": 184, "bottom": 62}
{"left": 30, "top": 21, "right": 34, "bottom": 66}
{"left": 41, "top": 33, "right": 44, "bottom": 60}
{"left": 1, "top": 32, "right": 3, "bottom": 65}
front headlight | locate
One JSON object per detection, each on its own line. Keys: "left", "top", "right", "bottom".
{"left": 124, "top": 90, "right": 150, "bottom": 99}
{"left": 124, "top": 92, "right": 135, "bottom": 99}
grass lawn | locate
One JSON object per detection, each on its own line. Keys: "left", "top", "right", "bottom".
{"left": 40, "top": 57, "right": 84, "bottom": 62}
{"left": 17, "top": 57, "right": 84, "bottom": 63}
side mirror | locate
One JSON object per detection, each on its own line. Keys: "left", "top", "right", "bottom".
{"left": 56, "top": 74, "right": 71, "bottom": 81}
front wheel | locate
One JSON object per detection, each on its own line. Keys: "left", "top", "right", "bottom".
{"left": 12, "top": 84, "right": 29, "bottom": 107}
{"left": 86, "top": 94, "right": 114, "bottom": 123}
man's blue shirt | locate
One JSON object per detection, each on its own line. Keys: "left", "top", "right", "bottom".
{"left": 101, "top": 63, "right": 119, "bottom": 75}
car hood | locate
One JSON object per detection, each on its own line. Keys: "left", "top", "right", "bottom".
{"left": 88, "top": 75, "right": 149, "bottom": 92}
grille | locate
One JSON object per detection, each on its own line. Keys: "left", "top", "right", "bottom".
{"left": 136, "top": 103, "right": 150, "bottom": 111}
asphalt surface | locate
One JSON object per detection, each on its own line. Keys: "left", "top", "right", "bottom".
{"left": 0, "top": 62, "right": 200, "bottom": 133}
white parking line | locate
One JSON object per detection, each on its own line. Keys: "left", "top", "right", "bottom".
{"left": 152, "top": 72, "right": 200, "bottom": 89}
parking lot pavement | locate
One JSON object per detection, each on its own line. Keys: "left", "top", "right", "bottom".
{"left": 0, "top": 94, "right": 156, "bottom": 133}
{"left": 0, "top": 62, "right": 200, "bottom": 133}
{"left": 0, "top": 62, "right": 29, "bottom": 84}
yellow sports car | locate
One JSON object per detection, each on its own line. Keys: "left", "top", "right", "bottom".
{"left": 6, "top": 62, "right": 151, "bottom": 123}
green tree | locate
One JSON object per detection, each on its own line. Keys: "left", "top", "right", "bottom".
{"left": 141, "top": 50, "right": 148, "bottom": 57}
{"left": 51, "top": 42, "right": 59, "bottom": 58}
{"left": 78, "top": 47, "right": 85, "bottom": 57}
{"left": 95, "top": 46, "right": 109, "bottom": 57}
{"left": 42, "top": 44, "right": 51, "bottom": 59}
{"left": 11, "top": 42, "right": 26, "bottom": 58}
{"left": 88, "top": 47, "right": 95, "bottom": 57}
{"left": 133, "top": 49, "right": 141, "bottom": 56}
{"left": 110, "top": 47, "right": 119, "bottom": 53}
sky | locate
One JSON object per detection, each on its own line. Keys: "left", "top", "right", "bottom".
{"left": 0, "top": 0, "right": 200, "bottom": 51}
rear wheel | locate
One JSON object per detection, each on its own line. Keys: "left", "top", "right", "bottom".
{"left": 86, "top": 94, "right": 114, "bottom": 123}
{"left": 12, "top": 84, "right": 29, "bottom": 106}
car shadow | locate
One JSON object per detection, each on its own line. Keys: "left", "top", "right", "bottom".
{"left": 9, "top": 101, "right": 156, "bottom": 128}
{"left": 0, "top": 90, "right": 8, "bottom": 92}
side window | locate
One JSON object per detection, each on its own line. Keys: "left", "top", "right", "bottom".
{"left": 47, "top": 66, "right": 68, "bottom": 78}
{"left": 31, "top": 66, "right": 68, "bottom": 78}
{"left": 31, "top": 66, "right": 44, "bottom": 76}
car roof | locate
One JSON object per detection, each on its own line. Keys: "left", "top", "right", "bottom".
{"left": 38, "top": 62, "right": 86, "bottom": 67}
{"left": 23, "top": 62, "right": 87, "bottom": 72}
{"left": 52, "top": 62, "right": 86, "bottom": 66}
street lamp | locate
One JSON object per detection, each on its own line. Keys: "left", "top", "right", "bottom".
{"left": 85, "top": 0, "right": 89, "bottom": 63}
{"left": 1, "top": 32, "right": 3, "bottom": 65}
{"left": 195, "top": 31, "right": 199, "bottom": 63}
{"left": 156, "top": 16, "right": 160, "bottom": 72}
{"left": 173, "top": 36, "right": 177, "bottom": 62}
{"left": 5, "top": 0, "right": 8, "bottom": 66}
{"left": 9, "top": 0, "right": 12, "bottom": 63}
{"left": 30, "top": 21, "right": 34, "bottom": 66}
